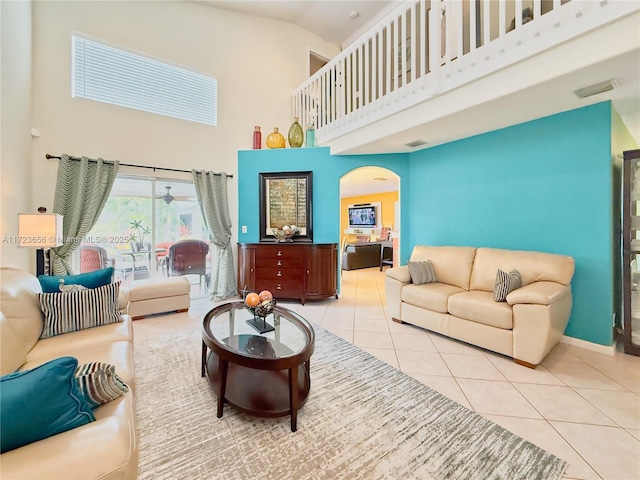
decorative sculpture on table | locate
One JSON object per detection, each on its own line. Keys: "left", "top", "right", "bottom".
{"left": 242, "top": 286, "right": 276, "bottom": 334}
{"left": 271, "top": 225, "right": 299, "bottom": 243}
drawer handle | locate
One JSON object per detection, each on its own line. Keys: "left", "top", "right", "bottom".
{"left": 277, "top": 251, "right": 282, "bottom": 256}
{"left": 277, "top": 271, "right": 282, "bottom": 277}
{"left": 276, "top": 284, "right": 282, "bottom": 290}
{"left": 277, "top": 260, "right": 282, "bottom": 266}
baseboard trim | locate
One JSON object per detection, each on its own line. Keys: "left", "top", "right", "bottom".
{"left": 560, "top": 335, "right": 615, "bottom": 356}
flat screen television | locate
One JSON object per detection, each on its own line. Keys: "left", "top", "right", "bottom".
{"left": 348, "top": 205, "right": 377, "bottom": 228}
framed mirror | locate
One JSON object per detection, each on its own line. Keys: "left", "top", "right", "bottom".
{"left": 259, "top": 171, "right": 313, "bottom": 243}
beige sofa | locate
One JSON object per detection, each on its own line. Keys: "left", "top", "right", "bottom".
{"left": 385, "top": 246, "right": 575, "bottom": 367}
{"left": 0, "top": 268, "right": 138, "bottom": 479}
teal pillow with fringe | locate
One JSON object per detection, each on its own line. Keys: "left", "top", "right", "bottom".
{"left": 0, "top": 356, "right": 95, "bottom": 453}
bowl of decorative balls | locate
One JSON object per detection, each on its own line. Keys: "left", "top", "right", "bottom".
{"left": 243, "top": 288, "right": 276, "bottom": 333}
{"left": 271, "top": 225, "right": 300, "bottom": 243}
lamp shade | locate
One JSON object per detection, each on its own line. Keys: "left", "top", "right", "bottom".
{"left": 18, "top": 214, "right": 64, "bottom": 248}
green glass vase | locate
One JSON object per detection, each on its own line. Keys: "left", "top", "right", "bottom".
{"left": 288, "top": 117, "right": 304, "bottom": 148}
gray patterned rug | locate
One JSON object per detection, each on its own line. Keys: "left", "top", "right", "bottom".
{"left": 135, "top": 323, "right": 567, "bottom": 480}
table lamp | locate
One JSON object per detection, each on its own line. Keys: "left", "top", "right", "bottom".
{"left": 18, "top": 213, "right": 64, "bottom": 276}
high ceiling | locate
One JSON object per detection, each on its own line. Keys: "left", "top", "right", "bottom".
{"left": 199, "top": 0, "right": 395, "bottom": 46}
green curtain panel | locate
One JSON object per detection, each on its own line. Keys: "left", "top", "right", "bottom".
{"left": 193, "top": 170, "right": 236, "bottom": 301}
{"left": 49, "top": 155, "right": 119, "bottom": 275}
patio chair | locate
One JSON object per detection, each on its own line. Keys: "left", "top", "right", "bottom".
{"left": 80, "top": 245, "right": 115, "bottom": 273}
{"left": 167, "top": 240, "right": 209, "bottom": 293}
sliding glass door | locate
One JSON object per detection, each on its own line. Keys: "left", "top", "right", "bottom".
{"left": 81, "top": 175, "right": 210, "bottom": 296}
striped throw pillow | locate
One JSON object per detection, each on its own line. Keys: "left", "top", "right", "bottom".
{"left": 493, "top": 269, "right": 522, "bottom": 302}
{"left": 75, "top": 362, "right": 129, "bottom": 408}
{"left": 37, "top": 282, "right": 122, "bottom": 339}
{"left": 407, "top": 260, "right": 437, "bottom": 285}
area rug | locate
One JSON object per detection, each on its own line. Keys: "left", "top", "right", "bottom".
{"left": 135, "top": 323, "right": 567, "bottom": 480}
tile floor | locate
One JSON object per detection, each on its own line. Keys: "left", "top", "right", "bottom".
{"left": 133, "top": 267, "right": 640, "bottom": 480}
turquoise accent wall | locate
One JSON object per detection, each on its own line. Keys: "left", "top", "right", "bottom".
{"left": 237, "top": 146, "right": 410, "bottom": 249}
{"left": 408, "top": 102, "right": 613, "bottom": 345}
{"left": 236, "top": 102, "right": 618, "bottom": 346}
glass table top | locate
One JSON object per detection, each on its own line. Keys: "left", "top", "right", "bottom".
{"left": 203, "top": 301, "right": 313, "bottom": 359}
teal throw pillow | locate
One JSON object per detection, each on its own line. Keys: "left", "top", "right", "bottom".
{"left": 0, "top": 356, "right": 96, "bottom": 453}
{"left": 38, "top": 267, "right": 114, "bottom": 293}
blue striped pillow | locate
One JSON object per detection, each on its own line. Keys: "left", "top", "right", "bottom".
{"left": 37, "top": 282, "right": 122, "bottom": 338}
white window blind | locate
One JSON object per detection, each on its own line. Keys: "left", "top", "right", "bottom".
{"left": 72, "top": 35, "right": 217, "bottom": 126}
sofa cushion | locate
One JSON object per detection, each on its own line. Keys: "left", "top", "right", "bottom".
{"left": 448, "top": 291, "right": 513, "bottom": 329}
{"left": 402, "top": 283, "right": 465, "bottom": 313}
{"left": 0, "top": 268, "right": 45, "bottom": 374}
{"left": 410, "top": 246, "right": 476, "bottom": 290}
{"left": 75, "top": 362, "right": 129, "bottom": 408}
{"left": 38, "top": 267, "right": 114, "bottom": 293}
{"left": 470, "top": 248, "right": 575, "bottom": 292}
{"left": 494, "top": 269, "right": 522, "bottom": 302}
{"left": 37, "top": 282, "right": 122, "bottom": 339}
{"left": 0, "top": 356, "right": 95, "bottom": 453}
{"left": 408, "top": 260, "right": 436, "bottom": 285}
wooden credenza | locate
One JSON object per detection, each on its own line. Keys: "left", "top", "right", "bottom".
{"left": 237, "top": 243, "right": 338, "bottom": 305}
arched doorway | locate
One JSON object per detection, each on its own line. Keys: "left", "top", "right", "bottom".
{"left": 339, "top": 166, "right": 400, "bottom": 275}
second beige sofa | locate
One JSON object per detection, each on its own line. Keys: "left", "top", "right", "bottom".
{"left": 385, "top": 246, "right": 575, "bottom": 367}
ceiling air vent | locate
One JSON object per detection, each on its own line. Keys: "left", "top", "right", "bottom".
{"left": 405, "top": 140, "right": 427, "bottom": 148}
{"left": 573, "top": 79, "right": 618, "bottom": 99}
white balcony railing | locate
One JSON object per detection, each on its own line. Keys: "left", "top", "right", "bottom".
{"left": 293, "top": 0, "right": 639, "bottom": 146}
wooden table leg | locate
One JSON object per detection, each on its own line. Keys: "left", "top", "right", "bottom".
{"left": 201, "top": 341, "right": 207, "bottom": 377}
{"left": 289, "top": 365, "right": 299, "bottom": 432}
{"left": 217, "top": 359, "right": 228, "bottom": 418}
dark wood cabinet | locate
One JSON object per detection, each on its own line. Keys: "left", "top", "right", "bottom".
{"left": 623, "top": 149, "right": 640, "bottom": 356}
{"left": 237, "top": 243, "right": 338, "bottom": 305}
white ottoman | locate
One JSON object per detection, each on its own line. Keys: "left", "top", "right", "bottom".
{"left": 128, "top": 276, "right": 191, "bottom": 320}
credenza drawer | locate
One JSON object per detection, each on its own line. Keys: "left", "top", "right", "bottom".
{"left": 255, "top": 257, "right": 305, "bottom": 269}
{"left": 256, "top": 279, "right": 303, "bottom": 296}
{"left": 256, "top": 268, "right": 304, "bottom": 282}
{"left": 255, "top": 248, "right": 304, "bottom": 261}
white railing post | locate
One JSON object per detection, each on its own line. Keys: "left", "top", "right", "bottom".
{"left": 499, "top": 0, "right": 506, "bottom": 37}
{"left": 410, "top": 2, "right": 416, "bottom": 83}
{"left": 429, "top": 0, "right": 441, "bottom": 73}
{"left": 515, "top": 0, "right": 523, "bottom": 30}
{"left": 364, "top": 38, "right": 370, "bottom": 107}
{"left": 534, "top": 0, "right": 542, "bottom": 20}
{"left": 470, "top": 0, "right": 477, "bottom": 52}
{"left": 401, "top": 9, "right": 407, "bottom": 88}
{"left": 484, "top": 0, "right": 491, "bottom": 46}
{"left": 385, "top": 26, "right": 391, "bottom": 97}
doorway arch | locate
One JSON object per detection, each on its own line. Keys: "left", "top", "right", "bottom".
{"left": 338, "top": 166, "right": 400, "bottom": 275}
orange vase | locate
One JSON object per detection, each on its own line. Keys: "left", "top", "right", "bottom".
{"left": 266, "top": 127, "right": 286, "bottom": 149}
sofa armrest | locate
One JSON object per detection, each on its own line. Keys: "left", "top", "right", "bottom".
{"left": 507, "top": 281, "right": 571, "bottom": 306}
{"left": 385, "top": 266, "right": 411, "bottom": 284}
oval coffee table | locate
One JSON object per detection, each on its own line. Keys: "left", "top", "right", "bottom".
{"left": 201, "top": 301, "right": 315, "bottom": 432}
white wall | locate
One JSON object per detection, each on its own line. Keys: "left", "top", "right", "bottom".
{"left": 1, "top": 0, "right": 33, "bottom": 270}
{"left": 30, "top": 0, "right": 339, "bottom": 251}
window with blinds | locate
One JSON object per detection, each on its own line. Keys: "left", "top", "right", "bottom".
{"left": 72, "top": 35, "right": 217, "bottom": 126}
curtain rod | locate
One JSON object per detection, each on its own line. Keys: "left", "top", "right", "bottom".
{"left": 45, "top": 154, "right": 233, "bottom": 178}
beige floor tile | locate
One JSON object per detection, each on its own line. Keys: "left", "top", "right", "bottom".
{"left": 544, "top": 361, "right": 628, "bottom": 391}
{"left": 323, "top": 327, "right": 353, "bottom": 344}
{"left": 574, "top": 388, "right": 640, "bottom": 429}
{"left": 627, "top": 428, "right": 640, "bottom": 440}
{"left": 428, "top": 332, "right": 486, "bottom": 356}
{"left": 321, "top": 315, "right": 355, "bottom": 331}
{"left": 386, "top": 319, "right": 425, "bottom": 334}
{"left": 354, "top": 330, "right": 394, "bottom": 349}
{"left": 354, "top": 304, "right": 386, "bottom": 319}
{"left": 542, "top": 345, "right": 585, "bottom": 365}
{"left": 486, "top": 353, "right": 566, "bottom": 385}
{"left": 441, "top": 353, "right": 507, "bottom": 381}
{"left": 360, "top": 347, "right": 399, "bottom": 369}
{"left": 390, "top": 332, "right": 437, "bottom": 352}
{"left": 395, "top": 350, "right": 451, "bottom": 376}
{"left": 408, "top": 374, "right": 473, "bottom": 410}
{"left": 513, "top": 383, "right": 617, "bottom": 426}
{"left": 354, "top": 318, "right": 390, "bottom": 333}
{"left": 457, "top": 378, "right": 542, "bottom": 419}
{"left": 550, "top": 421, "right": 640, "bottom": 480}
{"left": 483, "top": 415, "right": 600, "bottom": 480}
